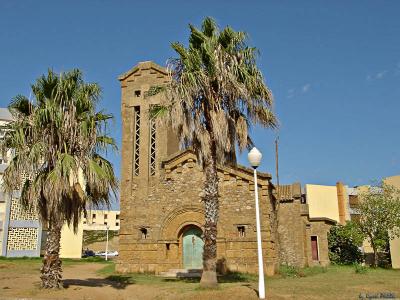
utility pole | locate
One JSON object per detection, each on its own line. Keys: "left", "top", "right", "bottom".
{"left": 275, "top": 137, "right": 280, "bottom": 200}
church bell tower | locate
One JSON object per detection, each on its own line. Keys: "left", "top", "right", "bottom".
{"left": 119, "top": 61, "right": 179, "bottom": 201}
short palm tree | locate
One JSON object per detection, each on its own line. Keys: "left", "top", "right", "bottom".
{"left": 155, "top": 17, "right": 277, "bottom": 287}
{"left": 1, "top": 69, "right": 118, "bottom": 289}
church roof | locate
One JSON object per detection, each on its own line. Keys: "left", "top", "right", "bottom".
{"left": 277, "top": 183, "right": 302, "bottom": 201}
{"left": 118, "top": 61, "right": 168, "bottom": 81}
{"left": 162, "top": 150, "right": 272, "bottom": 185}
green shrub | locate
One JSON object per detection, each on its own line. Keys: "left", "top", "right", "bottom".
{"left": 354, "top": 263, "right": 368, "bottom": 274}
{"left": 328, "top": 222, "right": 364, "bottom": 265}
{"left": 279, "top": 265, "right": 303, "bottom": 278}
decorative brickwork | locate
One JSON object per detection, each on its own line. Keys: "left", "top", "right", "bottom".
{"left": 7, "top": 227, "right": 38, "bottom": 250}
{"left": 10, "top": 198, "right": 37, "bottom": 221}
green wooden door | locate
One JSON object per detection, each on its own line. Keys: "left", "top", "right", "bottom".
{"left": 183, "top": 227, "right": 203, "bottom": 269}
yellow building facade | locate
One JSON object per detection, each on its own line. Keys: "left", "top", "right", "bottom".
{"left": 384, "top": 175, "right": 400, "bottom": 269}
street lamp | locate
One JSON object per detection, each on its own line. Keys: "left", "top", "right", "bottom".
{"left": 105, "top": 225, "right": 110, "bottom": 261}
{"left": 248, "top": 147, "right": 265, "bottom": 299}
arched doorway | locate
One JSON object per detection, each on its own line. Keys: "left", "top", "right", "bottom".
{"left": 182, "top": 226, "right": 203, "bottom": 269}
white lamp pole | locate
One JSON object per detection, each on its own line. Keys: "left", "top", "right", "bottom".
{"left": 248, "top": 147, "right": 265, "bottom": 300}
{"left": 105, "top": 225, "right": 110, "bottom": 261}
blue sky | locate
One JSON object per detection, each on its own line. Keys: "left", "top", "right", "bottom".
{"left": 0, "top": 1, "right": 399, "bottom": 194}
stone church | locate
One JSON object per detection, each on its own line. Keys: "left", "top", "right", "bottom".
{"left": 116, "top": 61, "right": 334, "bottom": 275}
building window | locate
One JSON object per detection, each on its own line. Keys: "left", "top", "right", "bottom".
{"left": 135, "top": 90, "right": 141, "bottom": 97}
{"left": 116, "top": 214, "right": 120, "bottom": 220}
{"left": 140, "top": 228, "right": 148, "bottom": 239}
{"left": 311, "top": 236, "right": 319, "bottom": 261}
{"left": 92, "top": 213, "right": 96, "bottom": 219}
{"left": 149, "top": 114, "right": 156, "bottom": 176}
{"left": 104, "top": 221, "right": 108, "bottom": 226}
{"left": 104, "top": 214, "right": 108, "bottom": 219}
{"left": 83, "top": 221, "right": 86, "bottom": 224}
{"left": 116, "top": 222, "right": 119, "bottom": 227}
{"left": 133, "top": 106, "right": 141, "bottom": 176}
{"left": 237, "top": 226, "right": 246, "bottom": 238}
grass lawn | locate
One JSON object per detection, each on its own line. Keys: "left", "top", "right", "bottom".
{"left": 0, "top": 257, "right": 399, "bottom": 300}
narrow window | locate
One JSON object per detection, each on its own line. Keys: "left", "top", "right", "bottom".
{"left": 140, "top": 228, "right": 148, "bottom": 239}
{"left": 135, "top": 90, "right": 141, "bottom": 97}
{"left": 133, "top": 106, "right": 141, "bottom": 176}
{"left": 83, "top": 221, "right": 87, "bottom": 224}
{"left": 149, "top": 114, "right": 156, "bottom": 176}
{"left": 116, "top": 222, "right": 119, "bottom": 227}
{"left": 237, "top": 226, "right": 246, "bottom": 238}
{"left": 104, "top": 221, "right": 108, "bottom": 226}
{"left": 116, "top": 214, "right": 120, "bottom": 220}
{"left": 92, "top": 213, "right": 96, "bottom": 219}
{"left": 311, "top": 236, "right": 319, "bottom": 261}
{"left": 104, "top": 214, "right": 108, "bottom": 219}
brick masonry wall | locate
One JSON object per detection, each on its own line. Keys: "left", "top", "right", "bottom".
{"left": 117, "top": 158, "right": 277, "bottom": 275}
{"left": 278, "top": 200, "right": 307, "bottom": 267}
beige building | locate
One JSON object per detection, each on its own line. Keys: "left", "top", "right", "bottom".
{"left": 117, "top": 61, "right": 334, "bottom": 275}
{"left": 384, "top": 175, "right": 400, "bottom": 269}
{"left": 0, "top": 108, "right": 13, "bottom": 255}
{"left": 305, "top": 183, "right": 351, "bottom": 225}
{"left": 83, "top": 210, "right": 120, "bottom": 231}
{"left": 313, "top": 179, "right": 400, "bottom": 269}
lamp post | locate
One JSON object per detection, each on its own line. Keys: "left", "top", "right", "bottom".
{"left": 105, "top": 225, "right": 110, "bottom": 261}
{"left": 248, "top": 147, "right": 265, "bottom": 299}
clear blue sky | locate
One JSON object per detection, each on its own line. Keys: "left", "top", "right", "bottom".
{"left": 1, "top": 1, "right": 399, "bottom": 192}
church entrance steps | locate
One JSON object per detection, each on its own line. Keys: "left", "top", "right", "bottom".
{"left": 158, "top": 269, "right": 202, "bottom": 278}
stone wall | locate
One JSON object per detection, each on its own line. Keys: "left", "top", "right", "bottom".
{"left": 277, "top": 184, "right": 334, "bottom": 268}
{"left": 117, "top": 155, "right": 277, "bottom": 275}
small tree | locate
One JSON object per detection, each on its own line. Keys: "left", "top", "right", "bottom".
{"left": 355, "top": 183, "right": 400, "bottom": 267}
{"left": 328, "top": 221, "right": 364, "bottom": 265}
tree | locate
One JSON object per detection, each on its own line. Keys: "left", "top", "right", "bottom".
{"left": 328, "top": 221, "right": 364, "bottom": 265}
{"left": 355, "top": 183, "right": 400, "bottom": 267}
{"left": 153, "top": 17, "right": 277, "bottom": 287}
{"left": 1, "top": 69, "right": 118, "bottom": 288}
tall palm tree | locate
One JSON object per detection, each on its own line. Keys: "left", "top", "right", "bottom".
{"left": 1, "top": 69, "right": 118, "bottom": 289}
{"left": 155, "top": 17, "right": 277, "bottom": 287}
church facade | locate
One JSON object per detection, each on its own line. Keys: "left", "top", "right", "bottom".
{"left": 116, "top": 61, "right": 334, "bottom": 275}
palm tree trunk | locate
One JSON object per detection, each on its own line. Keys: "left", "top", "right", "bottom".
{"left": 200, "top": 145, "right": 219, "bottom": 288}
{"left": 40, "top": 219, "right": 63, "bottom": 289}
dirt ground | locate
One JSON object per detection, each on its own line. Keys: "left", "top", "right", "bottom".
{"left": 0, "top": 259, "right": 399, "bottom": 300}
{"left": 0, "top": 261, "right": 258, "bottom": 300}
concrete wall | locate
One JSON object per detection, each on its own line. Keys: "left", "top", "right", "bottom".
{"left": 59, "top": 221, "right": 84, "bottom": 259}
{"left": 305, "top": 184, "right": 340, "bottom": 222}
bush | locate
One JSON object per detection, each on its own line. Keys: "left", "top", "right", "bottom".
{"left": 328, "top": 222, "right": 364, "bottom": 265}
{"left": 354, "top": 263, "right": 368, "bottom": 274}
{"left": 279, "top": 265, "right": 303, "bottom": 278}
{"left": 278, "top": 265, "right": 328, "bottom": 278}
